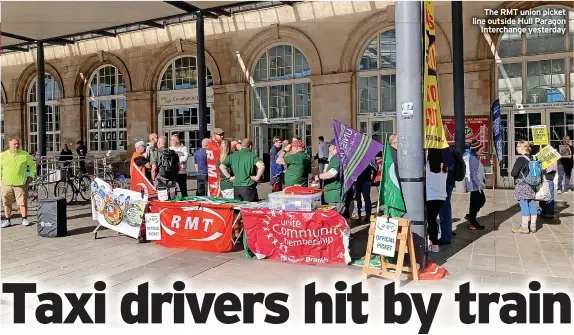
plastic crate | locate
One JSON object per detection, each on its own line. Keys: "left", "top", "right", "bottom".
{"left": 267, "top": 191, "right": 322, "bottom": 211}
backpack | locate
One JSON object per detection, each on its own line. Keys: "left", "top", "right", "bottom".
{"left": 521, "top": 155, "right": 542, "bottom": 186}
{"left": 158, "top": 149, "right": 180, "bottom": 182}
{"left": 452, "top": 147, "right": 466, "bottom": 182}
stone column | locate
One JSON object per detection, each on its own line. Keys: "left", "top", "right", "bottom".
{"left": 212, "top": 83, "right": 247, "bottom": 140}
{"left": 59, "top": 97, "right": 83, "bottom": 146}
{"left": 2, "top": 103, "right": 24, "bottom": 145}
{"left": 310, "top": 72, "right": 353, "bottom": 150}
{"left": 124, "top": 91, "right": 153, "bottom": 156}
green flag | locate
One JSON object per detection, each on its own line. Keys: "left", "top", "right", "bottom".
{"left": 379, "top": 139, "right": 406, "bottom": 217}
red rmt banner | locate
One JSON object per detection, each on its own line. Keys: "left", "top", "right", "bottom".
{"left": 242, "top": 209, "right": 351, "bottom": 265}
{"left": 206, "top": 139, "right": 222, "bottom": 197}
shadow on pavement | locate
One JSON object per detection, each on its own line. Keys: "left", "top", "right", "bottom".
{"left": 67, "top": 225, "right": 98, "bottom": 236}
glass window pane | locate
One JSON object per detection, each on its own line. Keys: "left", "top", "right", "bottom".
{"left": 359, "top": 37, "right": 378, "bottom": 71}
{"left": 526, "top": 10, "right": 566, "bottom": 54}
{"left": 526, "top": 59, "right": 565, "bottom": 103}
{"left": 254, "top": 54, "right": 268, "bottom": 82}
{"left": 379, "top": 29, "right": 396, "bottom": 69}
{"left": 269, "top": 85, "right": 293, "bottom": 118}
{"left": 269, "top": 45, "right": 293, "bottom": 80}
{"left": 253, "top": 87, "right": 268, "bottom": 120}
{"left": 381, "top": 74, "right": 396, "bottom": 113}
{"left": 498, "top": 63, "right": 522, "bottom": 105}
{"left": 359, "top": 76, "right": 378, "bottom": 114}
{"left": 498, "top": 23, "right": 522, "bottom": 57}
{"left": 295, "top": 83, "right": 311, "bottom": 118}
{"left": 294, "top": 48, "right": 311, "bottom": 78}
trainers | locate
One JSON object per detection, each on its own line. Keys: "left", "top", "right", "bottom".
{"left": 351, "top": 255, "right": 382, "bottom": 269}
{"left": 1, "top": 220, "right": 11, "bottom": 228}
{"left": 22, "top": 219, "right": 33, "bottom": 226}
{"left": 512, "top": 226, "right": 529, "bottom": 234}
{"left": 529, "top": 225, "right": 537, "bottom": 233}
{"left": 557, "top": 190, "right": 562, "bottom": 194}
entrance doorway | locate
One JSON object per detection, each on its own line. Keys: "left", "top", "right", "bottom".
{"left": 160, "top": 105, "right": 212, "bottom": 175}
{"left": 359, "top": 118, "right": 395, "bottom": 145}
{"left": 252, "top": 121, "right": 312, "bottom": 157}
{"left": 497, "top": 108, "right": 573, "bottom": 188}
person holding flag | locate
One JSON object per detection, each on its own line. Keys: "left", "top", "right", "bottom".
{"left": 314, "top": 139, "right": 342, "bottom": 205}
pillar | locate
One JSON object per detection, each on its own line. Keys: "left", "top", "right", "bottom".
{"left": 212, "top": 83, "right": 247, "bottom": 141}
{"left": 125, "top": 91, "right": 153, "bottom": 156}
{"left": 59, "top": 97, "right": 83, "bottom": 147}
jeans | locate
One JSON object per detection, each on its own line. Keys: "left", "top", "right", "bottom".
{"left": 467, "top": 190, "right": 486, "bottom": 225}
{"left": 539, "top": 180, "right": 555, "bottom": 215}
{"left": 426, "top": 200, "right": 445, "bottom": 244}
{"left": 353, "top": 181, "right": 372, "bottom": 218}
{"left": 557, "top": 163, "right": 572, "bottom": 192}
{"left": 196, "top": 175, "right": 207, "bottom": 196}
{"left": 176, "top": 174, "right": 188, "bottom": 198}
{"left": 519, "top": 199, "right": 537, "bottom": 217}
{"left": 438, "top": 184, "right": 454, "bottom": 242}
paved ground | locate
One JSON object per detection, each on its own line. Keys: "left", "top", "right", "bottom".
{"left": 1, "top": 180, "right": 573, "bottom": 326}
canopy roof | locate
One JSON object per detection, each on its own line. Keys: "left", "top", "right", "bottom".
{"left": 1, "top": 1, "right": 296, "bottom": 53}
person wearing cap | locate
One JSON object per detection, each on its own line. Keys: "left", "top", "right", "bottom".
{"left": 463, "top": 139, "right": 486, "bottom": 230}
{"left": 130, "top": 141, "right": 152, "bottom": 182}
{"left": 211, "top": 128, "right": 225, "bottom": 145}
{"left": 314, "top": 139, "right": 342, "bottom": 205}
{"left": 220, "top": 138, "right": 265, "bottom": 202}
{"left": 276, "top": 138, "right": 311, "bottom": 187}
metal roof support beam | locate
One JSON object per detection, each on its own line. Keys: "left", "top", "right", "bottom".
{"left": 2, "top": 45, "right": 29, "bottom": 52}
{"left": 45, "top": 38, "right": 74, "bottom": 46}
{"left": 163, "top": 1, "right": 218, "bottom": 19}
{"left": 95, "top": 30, "right": 117, "bottom": 38}
{"left": 37, "top": 41, "right": 47, "bottom": 158}
{"left": 209, "top": 8, "right": 231, "bottom": 17}
{"left": 143, "top": 21, "right": 166, "bottom": 29}
{"left": 279, "top": 1, "right": 296, "bottom": 6}
{"left": 1, "top": 31, "right": 36, "bottom": 43}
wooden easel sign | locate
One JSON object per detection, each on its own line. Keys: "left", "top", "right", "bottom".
{"left": 362, "top": 216, "right": 419, "bottom": 282}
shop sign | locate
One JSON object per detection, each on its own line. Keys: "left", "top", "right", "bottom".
{"left": 513, "top": 101, "right": 574, "bottom": 110}
{"left": 251, "top": 117, "right": 300, "bottom": 124}
{"left": 158, "top": 89, "right": 214, "bottom": 107}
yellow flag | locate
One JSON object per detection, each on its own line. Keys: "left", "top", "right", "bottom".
{"left": 423, "top": 1, "right": 449, "bottom": 149}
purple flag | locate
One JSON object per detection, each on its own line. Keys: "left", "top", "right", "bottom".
{"left": 333, "top": 119, "right": 384, "bottom": 193}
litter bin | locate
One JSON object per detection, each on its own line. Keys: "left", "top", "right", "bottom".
{"left": 37, "top": 197, "right": 67, "bottom": 237}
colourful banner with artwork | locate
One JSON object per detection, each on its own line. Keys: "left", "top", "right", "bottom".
{"left": 423, "top": 1, "right": 448, "bottom": 149}
{"left": 443, "top": 116, "right": 491, "bottom": 165}
{"left": 242, "top": 209, "right": 351, "bottom": 265}
{"left": 91, "top": 178, "right": 146, "bottom": 239}
{"left": 207, "top": 139, "right": 222, "bottom": 197}
{"left": 148, "top": 200, "right": 235, "bottom": 252}
{"left": 333, "top": 119, "right": 383, "bottom": 193}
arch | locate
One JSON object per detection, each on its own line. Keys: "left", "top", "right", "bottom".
{"left": 144, "top": 40, "right": 222, "bottom": 91}
{"left": 341, "top": 10, "right": 452, "bottom": 72}
{"left": 477, "top": 1, "right": 573, "bottom": 60}
{"left": 13, "top": 63, "right": 65, "bottom": 103}
{"left": 74, "top": 52, "right": 132, "bottom": 97}
{"left": 236, "top": 25, "right": 322, "bottom": 83}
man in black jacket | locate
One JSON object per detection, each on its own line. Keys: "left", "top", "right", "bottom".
{"left": 556, "top": 135, "right": 573, "bottom": 194}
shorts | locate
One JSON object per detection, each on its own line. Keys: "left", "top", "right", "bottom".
{"left": 221, "top": 188, "right": 234, "bottom": 199}
{"left": 2, "top": 183, "right": 28, "bottom": 208}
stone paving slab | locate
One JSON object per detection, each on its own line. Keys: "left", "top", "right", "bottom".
{"left": 1, "top": 186, "right": 573, "bottom": 326}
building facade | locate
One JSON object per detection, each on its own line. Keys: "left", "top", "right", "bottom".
{"left": 1, "top": 1, "right": 573, "bottom": 186}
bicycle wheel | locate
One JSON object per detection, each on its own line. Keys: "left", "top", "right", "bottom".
{"left": 36, "top": 184, "right": 49, "bottom": 201}
{"left": 78, "top": 176, "right": 92, "bottom": 201}
{"left": 28, "top": 184, "right": 39, "bottom": 207}
{"left": 54, "top": 180, "right": 75, "bottom": 205}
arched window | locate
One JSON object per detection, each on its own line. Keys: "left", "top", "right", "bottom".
{"left": 497, "top": 8, "right": 574, "bottom": 106}
{"left": 252, "top": 45, "right": 311, "bottom": 121}
{"left": 357, "top": 29, "right": 396, "bottom": 115}
{"left": 87, "top": 65, "right": 127, "bottom": 152}
{"left": 27, "top": 74, "right": 61, "bottom": 153}
{"left": 158, "top": 56, "right": 213, "bottom": 91}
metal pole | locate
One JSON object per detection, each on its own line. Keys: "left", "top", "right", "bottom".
{"left": 37, "top": 41, "right": 47, "bottom": 158}
{"left": 452, "top": 1, "right": 466, "bottom": 192}
{"left": 396, "top": 1, "right": 426, "bottom": 268}
{"left": 196, "top": 11, "right": 208, "bottom": 141}
{"left": 452, "top": 1, "right": 465, "bottom": 154}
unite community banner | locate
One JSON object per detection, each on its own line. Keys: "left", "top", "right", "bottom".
{"left": 423, "top": 1, "right": 449, "bottom": 149}
{"left": 242, "top": 209, "right": 351, "bottom": 265}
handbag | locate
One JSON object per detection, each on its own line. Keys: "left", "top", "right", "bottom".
{"left": 534, "top": 179, "right": 551, "bottom": 202}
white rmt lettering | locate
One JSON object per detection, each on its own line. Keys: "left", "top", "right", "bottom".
{"left": 203, "top": 218, "right": 213, "bottom": 232}
{"left": 208, "top": 165, "right": 217, "bottom": 177}
{"left": 184, "top": 217, "right": 200, "bottom": 230}
{"left": 206, "top": 150, "right": 214, "bottom": 160}
{"left": 171, "top": 215, "right": 217, "bottom": 232}
{"left": 171, "top": 215, "right": 181, "bottom": 229}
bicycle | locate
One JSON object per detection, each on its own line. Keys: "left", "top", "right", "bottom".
{"left": 53, "top": 165, "right": 92, "bottom": 205}
{"left": 100, "top": 151, "right": 128, "bottom": 189}
{"left": 27, "top": 174, "right": 50, "bottom": 207}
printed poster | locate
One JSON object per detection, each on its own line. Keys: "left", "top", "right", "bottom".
{"left": 443, "top": 117, "right": 490, "bottom": 165}
{"left": 535, "top": 145, "right": 561, "bottom": 169}
{"left": 145, "top": 213, "right": 161, "bottom": 241}
{"left": 531, "top": 126, "right": 548, "bottom": 146}
{"left": 559, "top": 145, "right": 571, "bottom": 158}
{"left": 423, "top": 0, "right": 448, "bottom": 149}
{"left": 242, "top": 209, "right": 351, "bottom": 265}
{"left": 372, "top": 217, "right": 399, "bottom": 257}
{"left": 91, "top": 179, "right": 146, "bottom": 239}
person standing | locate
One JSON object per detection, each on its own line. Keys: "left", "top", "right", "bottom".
{"left": 353, "top": 162, "right": 376, "bottom": 222}
{"left": 145, "top": 133, "right": 158, "bottom": 159}
{"left": 218, "top": 139, "right": 235, "bottom": 199}
{"left": 76, "top": 140, "right": 88, "bottom": 174}
{"left": 211, "top": 128, "right": 225, "bottom": 145}
{"left": 276, "top": 138, "right": 311, "bottom": 187}
{"left": 269, "top": 136, "right": 284, "bottom": 192}
{"left": 511, "top": 140, "right": 538, "bottom": 234}
{"left": 464, "top": 140, "right": 486, "bottom": 230}
{"left": 58, "top": 144, "right": 74, "bottom": 179}
{"left": 437, "top": 145, "right": 456, "bottom": 244}
{"left": 1, "top": 138, "right": 36, "bottom": 228}
{"left": 539, "top": 162, "right": 557, "bottom": 219}
{"left": 169, "top": 135, "right": 189, "bottom": 197}
{"left": 194, "top": 138, "right": 209, "bottom": 196}
{"left": 556, "top": 135, "right": 573, "bottom": 194}
{"left": 220, "top": 138, "right": 265, "bottom": 202}
{"left": 425, "top": 148, "right": 448, "bottom": 250}
{"left": 130, "top": 141, "right": 152, "bottom": 182}
{"left": 314, "top": 136, "right": 329, "bottom": 174}
{"left": 315, "top": 139, "right": 341, "bottom": 205}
